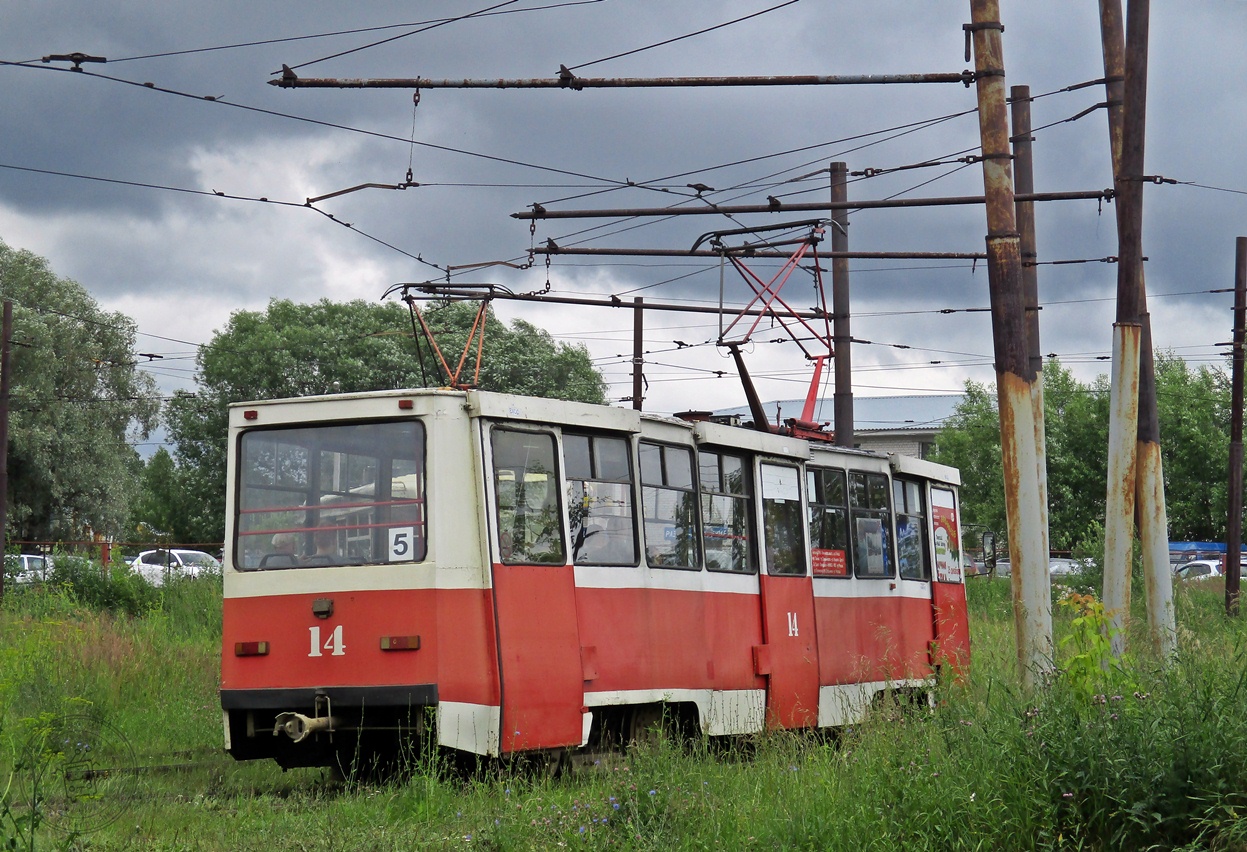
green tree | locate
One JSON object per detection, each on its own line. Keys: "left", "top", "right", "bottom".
{"left": 131, "top": 447, "right": 188, "bottom": 540}
{"left": 1153, "top": 353, "right": 1230, "bottom": 540}
{"left": 0, "top": 239, "right": 161, "bottom": 540}
{"left": 932, "top": 355, "right": 1234, "bottom": 554}
{"left": 1039, "top": 362, "right": 1110, "bottom": 551}
{"left": 164, "top": 298, "right": 606, "bottom": 542}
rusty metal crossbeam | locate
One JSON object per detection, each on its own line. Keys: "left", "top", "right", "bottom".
{"left": 270, "top": 67, "right": 976, "bottom": 89}
{"left": 513, "top": 190, "right": 1112, "bottom": 220}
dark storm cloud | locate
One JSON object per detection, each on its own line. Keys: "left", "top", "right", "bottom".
{"left": 1, "top": 1, "right": 1245, "bottom": 410}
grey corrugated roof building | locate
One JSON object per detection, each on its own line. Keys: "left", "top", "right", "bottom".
{"left": 715, "top": 393, "right": 966, "bottom": 459}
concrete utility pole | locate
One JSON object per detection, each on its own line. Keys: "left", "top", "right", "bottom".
{"left": 967, "top": 0, "right": 1052, "bottom": 687}
{"left": 1098, "top": 0, "right": 1175, "bottom": 657}
{"left": 830, "top": 162, "right": 854, "bottom": 447}
{"left": 1010, "top": 85, "right": 1050, "bottom": 577}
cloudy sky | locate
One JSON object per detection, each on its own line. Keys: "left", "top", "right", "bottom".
{"left": 2, "top": 1, "right": 1244, "bottom": 436}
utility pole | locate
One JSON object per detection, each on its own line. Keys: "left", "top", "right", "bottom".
{"left": 967, "top": 0, "right": 1051, "bottom": 687}
{"left": 1098, "top": 0, "right": 1175, "bottom": 657}
{"left": 632, "top": 297, "right": 644, "bottom": 411}
{"left": 830, "top": 162, "right": 854, "bottom": 447}
{"left": 1011, "top": 85, "right": 1050, "bottom": 572}
{"left": 1227, "top": 237, "right": 1246, "bottom": 617}
{"left": 0, "top": 302, "right": 10, "bottom": 603}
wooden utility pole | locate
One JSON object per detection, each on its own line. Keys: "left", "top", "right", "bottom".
{"left": 967, "top": 0, "right": 1052, "bottom": 687}
{"left": 1227, "top": 237, "right": 1246, "bottom": 617}
{"left": 632, "top": 297, "right": 644, "bottom": 411}
{"left": 830, "top": 162, "right": 854, "bottom": 447}
{"left": 0, "top": 301, "right": 11, "bottom": 602}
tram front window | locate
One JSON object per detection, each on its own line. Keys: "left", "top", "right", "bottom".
{"left": 235, "top": 420, "right": 427, "bottom": 570}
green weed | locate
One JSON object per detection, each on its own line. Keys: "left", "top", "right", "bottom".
{"left": 0, "top": 570, "right": 1246, "bottom": 849}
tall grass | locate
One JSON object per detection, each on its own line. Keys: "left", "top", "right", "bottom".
{"left": 3, "top": 569, "right": 1247, "bottom": 850}
{"left": 0, "top": 567, "right": 223, "bottom": 758}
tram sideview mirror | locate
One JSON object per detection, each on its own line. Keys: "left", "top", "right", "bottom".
{"left": 981, "top": 532, "right": 996, "bottom": 570}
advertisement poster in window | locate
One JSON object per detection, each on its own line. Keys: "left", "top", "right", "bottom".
{"left": 855, "top": 517, "right": 886, "bottom": 575}
{"left": 932, "top": 488, "right": 962, "bottom": 583}
{"left": 812, "top": 548, "right": 848, "bottom": 576}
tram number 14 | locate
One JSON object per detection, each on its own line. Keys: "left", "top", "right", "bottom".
{"left": 309, "top": 625, "right": 346, "bottom": 657}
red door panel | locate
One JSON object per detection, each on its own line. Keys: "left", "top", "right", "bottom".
{"left": 932, "top": 581, "right": 971, "bottom": 676}
{"left": 491, "top": 563, "right": 584, "bottom": 752}
{"left": 758, "top": 574, "right": 819, "bottom": 728}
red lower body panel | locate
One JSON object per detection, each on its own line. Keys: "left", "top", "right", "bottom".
{"left": 221, "top": 588, "right": 498, "bottom": 706}
{"left": 814, "top": 592, "right": 936, "bottom": 684}
{"left": 573, "top": 585, "right": 763, "bottom": 694}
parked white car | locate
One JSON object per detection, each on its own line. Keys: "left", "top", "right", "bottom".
{"left": 1175, "top": 559, "right": 1222, "bottom": 582}
{"left": 4, "top": 554, "right": 50, "bottom": 585}
{"left": 130, "top": 549, "right": 221, "bottom": 586}
{"left": 992, "top": 558, "right": 1089, "bottom": 579}
{"left": 1048, "top": 558, "right": 1084, "bottom": 577}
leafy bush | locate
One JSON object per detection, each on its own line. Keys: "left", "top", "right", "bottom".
{"left": 48, "top": 554, "right": 159, "bottom": 617}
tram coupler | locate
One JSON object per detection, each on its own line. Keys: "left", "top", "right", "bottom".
{"left": 273, "top": 712, "right": 341, "bottom": 743}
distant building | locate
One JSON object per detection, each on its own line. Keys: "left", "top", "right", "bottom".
{"left": 714, "top": 394, "right": 965, "bottom": 459}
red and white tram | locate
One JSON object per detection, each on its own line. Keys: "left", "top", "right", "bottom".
{"left": 220, "top": 388, "right": 970, "bottom": 769}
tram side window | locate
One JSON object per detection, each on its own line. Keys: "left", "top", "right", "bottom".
{"left": 639, "top": 442, "right": 700, "bottom": 570}
{"left": 492, "top": 428, "right": 566, "bottom": 565}
{"left": 699, "top": 450, "right": 755, "bottom": 573}
{"left": 564, "top": 433, "right": 638, "bottom": 565}
{"left": 849, "top": 471, "right": 893, "bottom": 578}
{"left": 894, "top": 478, "right": 930, "bottom": 580}
{"left": 808, "top": 467, "right": 851, "bottom": 577}
{"left": 761, "top": 463, "right": 807, "bottom": 576}
{"left": 236, "top": 420, "right": 426, "bottom": 570}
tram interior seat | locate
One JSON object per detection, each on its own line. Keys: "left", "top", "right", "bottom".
{"left": 259, "top": 553, "right": 300, "bottom": 568}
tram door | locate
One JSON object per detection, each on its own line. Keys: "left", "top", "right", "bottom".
{"left": 756, "top": 462, "right": 820, "bottom": 728}
{"left": 929, "top": 485, "right": 971, "bottom": 673}
{"left": 488, "top": 427, "right": 585, "bottom": 752}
